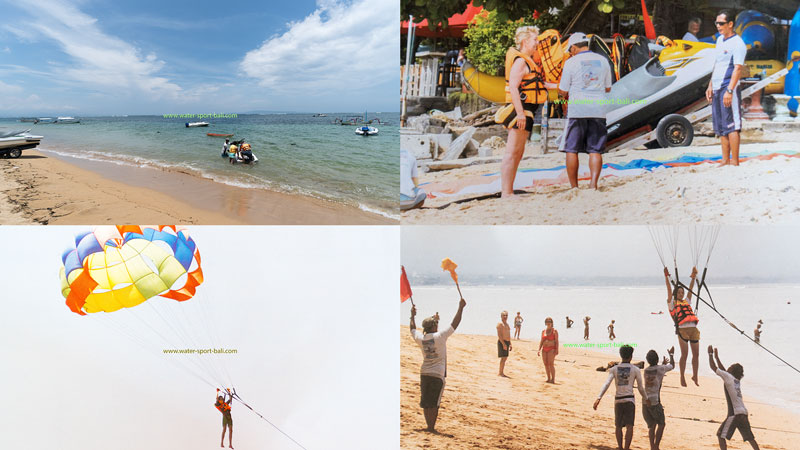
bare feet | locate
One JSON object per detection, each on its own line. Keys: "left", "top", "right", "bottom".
{"left": 692, "top": 375, "right": 699, "bottom": 386}
{"left": 680, "top": 376, "right": 687, "bottom": 387}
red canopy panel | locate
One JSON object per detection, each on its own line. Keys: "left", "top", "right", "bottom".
{"left": 401, "top": 3, "right": 485, "bottom": 38}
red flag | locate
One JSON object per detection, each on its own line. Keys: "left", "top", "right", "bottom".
{"left": 400, "top": 266, "right": 413, "bottom": 303}
{"left": 641, "top": 0, "right": 655, "bottom": 40}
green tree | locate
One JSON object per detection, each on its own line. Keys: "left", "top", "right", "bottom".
{"left": 463, "top": 10, "right": 559, "bottom": 76}
{"left": 401, "top": 0, "right": 563, "bottom": 30}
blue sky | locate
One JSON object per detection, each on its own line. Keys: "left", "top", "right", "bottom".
{"left": 0, "top": 0, "right": 399, "bottom": 115}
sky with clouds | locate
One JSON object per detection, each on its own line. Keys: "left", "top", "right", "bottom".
{"left": 0, "top": 0, "right": 399, "bottom": 116}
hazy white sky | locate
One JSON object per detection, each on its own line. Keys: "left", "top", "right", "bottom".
{"left": 0, "top": 226, "right": 399, "bottom": 450}
{"left": 402, "top": 226, "right": 800, "bottom": 282}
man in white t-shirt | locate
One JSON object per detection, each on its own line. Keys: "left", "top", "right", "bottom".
{"left": 558, "top": 32, "right": 613, "bottom": 190}
{"left": 705, "top": 10, "right": 747, "bottom": 166}
{"left": 708, "top": 346, "right": 760, "bottom": 450}
{"left": 643, "top": 347, "right": 675, "bottom": 450}
{"left": 400, "top": 148, "right": 426, "bottom": 211}
{"left": 409, "top": 297, "right": 466, "bottom": 432}
{"left": 594, "top": 345, "right": 649, "bottom": 450}
{"left": 682, "top": 17, "right": 701, "bottom": 42}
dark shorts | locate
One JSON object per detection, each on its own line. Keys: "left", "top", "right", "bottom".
{"left": 615, "top": 402, "right": 636, "bottom": 427}
{"left": 420, "top": 375, "right": 445, "bottom": 409}
{"left": 499, "top": 102, "right": 538, "bottom": 132}
{"left": 222, "top": 413, "right": 233, "bottom": 427}
{"left": 717, "top": 414, "right": 754, "bottom": 442}
{"left": 497, "top": 340, "right": 511, "bottom": 358}
{"left": 642, "top": 403, "right": 665, "bottom": 428}
{"left": 712, "top": 88, "right": 742, "bottom": 137}
{"left": 560, "top": 118, "right": 607, "bottom": 154}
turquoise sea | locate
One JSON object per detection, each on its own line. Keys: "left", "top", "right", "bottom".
{"left": 0, "top": 113, "right": 399, "bottom": 218}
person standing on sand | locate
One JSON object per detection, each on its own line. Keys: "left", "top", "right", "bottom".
{"left": 643, "top": 348, "right": 675, "bottom": 450}
{"left": 566, "top": 316, "right": 574, "bottom": 328}
{"left": 537, "top": 317, "right": 559, "bottom": 383}
{"left": 497, "top": 311, "right": 512, "bottom": 377}
{"left": 214, "top": 388, "right": 234, "bottom": 448}
{"left": 594, "top": 345, "right": 649, "bottom": 450}
{"left": 500, "top": 26, "right": 556, "bottom": 198}
{"left": 558, "top": 32, "right": 613, "bottom": 190}
{"left": 584, "top": 316, "right": 591, "bottom": 340}
{"left": 410, "top": 298, "right": 466, "bottom": 432}
{"left": 664, "top": 267, "right": 701, "bottom": 387}
{"left": 754, "top": 321, "right": 762, "bottom": 344}
{"left": 705, "top": 10, "right": 747, "bottom": 166}
{"left": 608, "top": 320, "right": 616, "bottom": 340}
{"left": 514, "top": 312, "right": 524, "bottom": 339}
{"left": 708, "top": 345, "right": 760, "bottom": 450}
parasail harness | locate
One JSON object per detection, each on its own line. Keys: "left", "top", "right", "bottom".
{"left": 649, "top": 226, "right": 800, "bottom": 375}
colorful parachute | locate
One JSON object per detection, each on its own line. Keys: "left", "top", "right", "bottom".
{"left": 59, "top": 225, "right": 203, "bottom": 315}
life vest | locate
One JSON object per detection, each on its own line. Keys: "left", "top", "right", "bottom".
{"left": 241, "top": 143, "right": 251, "bottom": 151}
{"left": 215, "top": 400, "right": 231, "bottom": 413}
{"left": 537, "top": 29, "right": 565, "bottom": 84}
{"left": 670, "top": 300, "right": 699, "bottom": 327}
{"left": 504, "top": 47, "right": 548, "bottom": 104}
{"left": 655, "top": 35, "right": 675, "bottom": 48}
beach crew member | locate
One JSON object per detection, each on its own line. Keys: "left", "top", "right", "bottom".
{"left": 664, "top": 267, "right": 701, "bottom": 387}
{"left": 513, "top": 312, "right": 523, "bottom": 339}
{"left": 409, "top": 297, "right": 466, "bottom": 432}
{"left": 566, "top": 316, "right": 574, "bottom": 328}
{"left": 239, "top": 142, "right": 254, "bottom": 163}
{"left": 682, "top": 17, "right": 702, "bottom": 42}
{"left": 608, "top": 320, "right": 616, "bottom": 340}
{"left": 584, "top": 316, "right": 591, "bottom": 340}
{"left": 705, "top": 10, "right": 747, "bottom": 166}
{"left": 594, "top": 345, "right": 649, "bottom": 450}
{"left": 400, "top": 148, "right": 426, "bottom": 211}
{"left": 708, "top": 346, "right": 760, "bottom": 450}
{"left": 643, "top": 348, "right": 675, "bottom": 450}
{"left": 558, "top": 32, "right": 613, "bottom": 190}
{"left": 497, "top": 311, "right": 512, "bottom": 377}
{"left": 215, "top": 388, "right": 234, "bottom": 448}
{"left": 499, "top": 26, "right": 554, "bottom": 198}
{"left": 537, "top": 317, "right": 559, "bottom": 383}
{"left": 222, "top": 139, "right": 230, "bottom": 157}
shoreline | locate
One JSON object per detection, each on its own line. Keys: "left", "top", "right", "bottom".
{"left": 0, "top": 149, "right": 395, "bottom": 225}
{"left": 401, "top": 329, "right": 798, "bottom": 449}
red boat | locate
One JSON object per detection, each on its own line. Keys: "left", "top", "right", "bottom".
{"left": 207, "top": 133, "right": 234, "bottom": 137}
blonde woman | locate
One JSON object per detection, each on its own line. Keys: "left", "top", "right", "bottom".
{"left": 501, "top": 26, "right": 553, "bottom": 198}
{"left": 537, "top": 317, "right": 559, "bottom": 383}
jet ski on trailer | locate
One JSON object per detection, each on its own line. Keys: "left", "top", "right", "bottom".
{"left": 0, "top": 129, "right": 44, "bottom": 158}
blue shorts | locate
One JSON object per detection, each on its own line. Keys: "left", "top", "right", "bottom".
{"left": 560, "top": 118, "right": 607, "bottom": 154}
{"left": 712, "top": 88, "right": 742, "bottom": 137}
{"left": 400, "top": 188, "right": 426, "bottom": 211}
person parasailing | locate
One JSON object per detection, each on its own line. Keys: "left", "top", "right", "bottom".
{"left": 215, "top": 388, "right": 234, "bottom": 448}
{"left": 663, "top": 266, "right": 701, "bottom": 387}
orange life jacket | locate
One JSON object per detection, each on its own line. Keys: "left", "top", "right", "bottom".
{"left": 215, "top": 400, "right": 231, "bottom": 413}
{"left": 670, "top": 300, "right": 699, "bottom": 327}
{"left": 504, "top": 47, "right": 548, "bottom": 104}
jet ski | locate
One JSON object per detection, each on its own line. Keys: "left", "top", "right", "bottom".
{"left": 604, "top": 46, "right": 716, "bottom": 148}
{"left": 0, "top": 129, "right": 44, "bottom": 158}
{"left": 222, "top": 138, "right": 258, "bottom": 164}
{"left": 355, "top": 126, "right": 378, "bottom": 136}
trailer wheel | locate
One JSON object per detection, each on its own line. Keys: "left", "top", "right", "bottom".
{"left": 8, "top": 148, "right": 22, "bottom": 159}
{"left": 656, "top": 114, "right": 693, "bottom": 148}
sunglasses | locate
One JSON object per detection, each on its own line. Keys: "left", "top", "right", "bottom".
{"left": 715, "top": 21, "right": 731, "bottom": 26}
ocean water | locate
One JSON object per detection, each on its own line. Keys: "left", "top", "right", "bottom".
{"left": 0, "top": 113, "right": 398, "bottom": 218}
{"left": 400, "top": 285, "right": 800, "bottom": 415}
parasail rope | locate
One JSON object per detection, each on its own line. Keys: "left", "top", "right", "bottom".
{"left": 227, "top": 391, "right": 309, "bottom": 450}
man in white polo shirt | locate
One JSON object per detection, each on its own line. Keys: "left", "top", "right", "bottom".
{"left": 705, "top": 10, "right": 747, "bottom": 166}
{"left": 558, "top": 32, "right": 613, "bottom": 190}
{"left": 409, "top": 297, "right": 466, "bottom": 432}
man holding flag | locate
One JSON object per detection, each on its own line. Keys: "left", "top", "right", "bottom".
{"left": 404, "top": 262, "right": 467, "bottom": 432}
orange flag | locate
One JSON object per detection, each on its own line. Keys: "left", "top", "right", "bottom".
{"left": 641, "top": 0, "right": 655, "bottom": 40}
{"left": 441, "top": 258, "right": 458, "bottom": 283}
{"left": 400, "top": 266, "right": 413, "bottom": 303}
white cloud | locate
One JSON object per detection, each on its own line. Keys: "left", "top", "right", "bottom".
{"left": 0, "top": 80, "right": 23, "bottom": 94}
{"left": 240, "top": 0, "right": 398, "bottom": 92}
{"left": 10, "top": 0, "right": 181, "bottom": 99}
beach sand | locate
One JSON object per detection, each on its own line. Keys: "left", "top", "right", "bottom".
{"left": 403, "top": 140, "right": 800, "bottom": 225}
{"left": 0, "top": 150, "right": 395, "bottom": 225}
{"left": 401, "top": 329, "right": 798, "bottom": 450}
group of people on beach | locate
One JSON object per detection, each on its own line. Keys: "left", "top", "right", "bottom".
{"left": 408, "top": 266, "right": 761, "bottom": 450}
{"left": 499, "top": 10, "right": 748, "bottom": 199}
